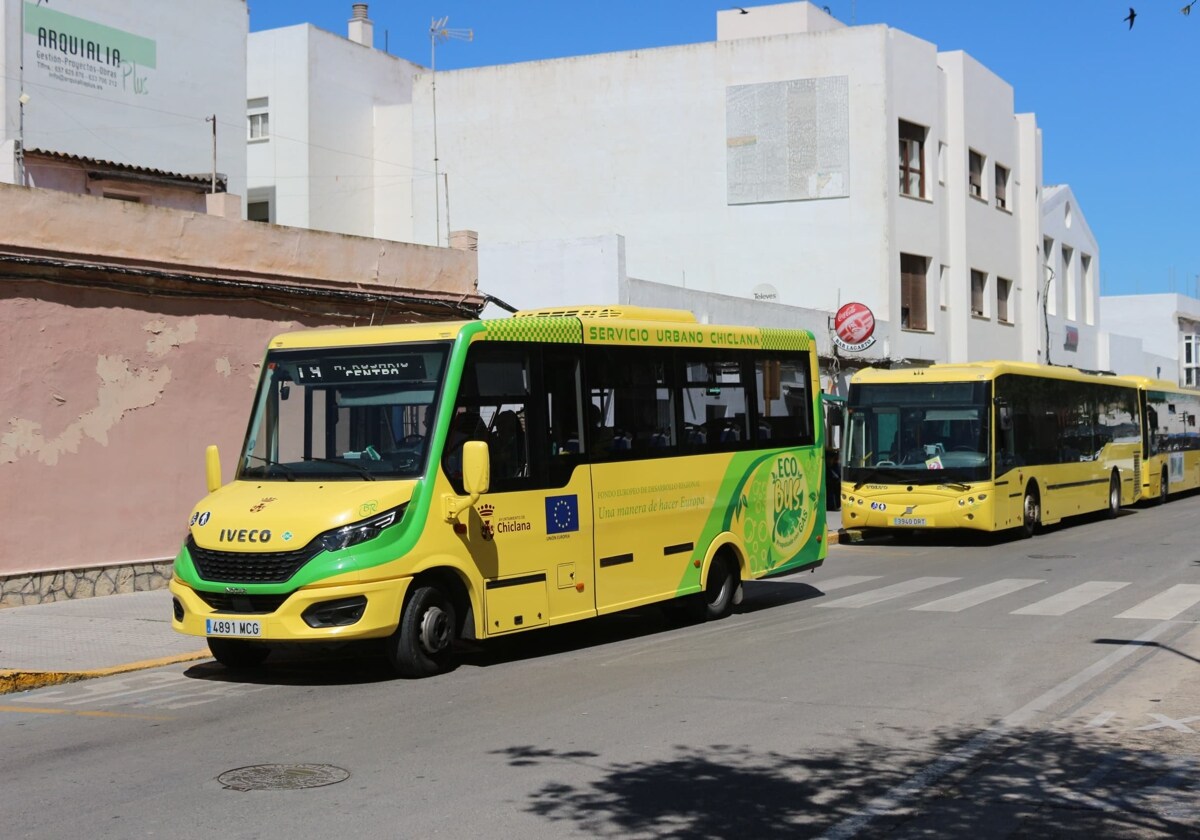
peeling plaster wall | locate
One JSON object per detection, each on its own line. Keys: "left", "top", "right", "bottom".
{"left": 0, "top": 282, "right": 336, "bottom": 577}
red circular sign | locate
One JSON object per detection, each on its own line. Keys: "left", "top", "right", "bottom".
{"left": 834, "top": 302, "right": 876, "bottom": 345}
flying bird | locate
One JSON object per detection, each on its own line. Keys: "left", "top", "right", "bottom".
{"left": 1185, "top": 2, "right": 1197, "bottom": 16}
{"left": 1124, "top": 7, "right": 1136, "bottom": 28}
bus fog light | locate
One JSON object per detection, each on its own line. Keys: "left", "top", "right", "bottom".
{"left": 172, "top": 597, "right": 184, "bottom": 622}
{"left": 302, "top": 595, "right": 368, "bottom": 628}
{"left": 978, "top": 493, "right": 987, "bottom": 501}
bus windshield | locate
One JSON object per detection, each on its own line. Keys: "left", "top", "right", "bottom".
{"left": 843, "top": 380, "right": 991, "bottom": 485}
{"left": 239, "top": 344, "right": 450, "bottom": 481}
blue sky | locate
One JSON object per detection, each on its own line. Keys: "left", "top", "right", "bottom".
{"left": 248, "top": 1, "right": 1197, "bottom": 298}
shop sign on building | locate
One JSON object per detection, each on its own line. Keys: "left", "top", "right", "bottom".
{"left": 832, "top": 302, "right": 876, "bottom": 352}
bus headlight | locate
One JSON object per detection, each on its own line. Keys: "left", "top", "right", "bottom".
{"left": 317, "top": 506, "right": 404, "bottom": 553}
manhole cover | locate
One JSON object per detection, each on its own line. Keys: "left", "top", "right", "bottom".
{"left": 218, "top": 764, "right": 349, "bottom": 791}
{"left": 1027, "top": 554, "right": 1075, "bottom": 560}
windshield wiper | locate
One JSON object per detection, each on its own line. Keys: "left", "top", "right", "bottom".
{"left": 304, "top": 456, "right": 377, "bottom": 481}
{"left": 851, "top": 467, "right": 898, "bottom": 490}
{"left": 938, "top": 480, "right": 971, "bottom": 491}
{"left": 245, "top": 455, "right": 296, "bottom": 481}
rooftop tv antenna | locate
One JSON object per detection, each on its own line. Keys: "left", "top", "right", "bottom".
{"left": 430, "top": 16, "right": 472, "bottom": 247}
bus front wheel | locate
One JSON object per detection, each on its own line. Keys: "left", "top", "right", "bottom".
{"left": 1107, "top": 473, "right": 1121, "bottom": 519}
{"left": 1020, "top": 485, "right": 1040, "bottom": 539}
{"left": 208, "top": 638, "right": 270, "bottom": 670}
{"left": 388, "top": 584, "right": 457, "bottom": 678}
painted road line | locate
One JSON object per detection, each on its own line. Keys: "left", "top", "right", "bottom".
{"left": 0, "top": 705, "right": 174, "bottom": 721}
{"left": 812, "top": 575, "right": 884, "bottom": 591}
{"left": 911, "top": 579, "right": 1044, "bottom": 613}
{"left": 1011, "top": 581, "right": 1131, "bottom": 616}
{"left": 817, "top": 620, "right": 1178, "bottom": 840}
{"left": 815, "top": 577, "right": 960, "bottom": 609}
{"left": 1116, "top": 584, "right": 1200, "bottom": 620}
{"left": 0, "top": 649, "right": 211, "bottom": 696}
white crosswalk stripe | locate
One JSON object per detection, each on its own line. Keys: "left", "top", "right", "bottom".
{"left": 911, "top": 579, "right": 1044, "bottom": 612}
{"left": 1011, "top": 581, "right": 1130, "bottom": 616}
{"left": 815, "top": 576, "right": 960, "bottom": 609}
{"left": 1116, "top": 584, "right": 1200, "bottom": 620}
{"left": 807, "top": 575, "right": 1200, "bottom": 620}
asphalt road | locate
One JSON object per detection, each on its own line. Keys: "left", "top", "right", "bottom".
{"left": 4, "top": 495, "right": 1200, "bottom": 839}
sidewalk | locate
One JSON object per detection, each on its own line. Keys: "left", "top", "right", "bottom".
{"left": 1, "top": 513, "right": 844, "bottom": 695}
{"left": 0, "top": 589, "right": 209, "bottom": 694}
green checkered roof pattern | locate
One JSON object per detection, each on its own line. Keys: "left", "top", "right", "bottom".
{"left": 761, "top": 328, "right": 815, "bottom": 352}
{"left": 482, "top": 317, "right": 582, "bottom": 344}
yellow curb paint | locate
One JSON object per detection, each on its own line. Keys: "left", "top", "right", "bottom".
{"left": 0, "top": 704, "right": 175, "bottom": 721}
{"left": 0, "top": 650, "right": 211, "bottom": 696}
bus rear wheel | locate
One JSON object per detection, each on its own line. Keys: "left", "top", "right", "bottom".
{"left": 1020, "top": 485, "right": 1040, "bottom": 539}
{"left": 700, "top": 556, "right": 739, "bottom": 621}
{"left": 388, "top": 584, "right": 457, "bottom": 678}
{"left": 208, "top": 638, "right": 270, "bottom": 670}
{"left": 1106, "top": 473, "right": 1120, "bottom": 519}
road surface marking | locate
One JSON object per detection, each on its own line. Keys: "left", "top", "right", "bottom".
{"left": 1012, "top": 581, "right": 1130, "bottom": 616}
{"left": 911, "top": 579, "right": 1043, "bottom": 612}
{"left": 815, "top": 577, "right": 959, "bottom": 609}
{"left": 1116, "top": 584, "right": 1200, "bottom": 620}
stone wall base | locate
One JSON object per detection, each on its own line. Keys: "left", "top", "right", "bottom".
{"left": 0, "top": 562, "right": 173, "bottom": 608}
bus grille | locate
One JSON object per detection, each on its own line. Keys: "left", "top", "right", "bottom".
{"left": 186, "top": 536, "right": 322, "bottom": 584}
{"left": 194, "top": 591, "right": 291, "bottom": 614}
{"left": 1134, "top": 453, "right": 1142, "bottom": 490}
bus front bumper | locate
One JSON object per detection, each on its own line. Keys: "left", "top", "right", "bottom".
{"left": 839, "top": 489, "right": 997, "bottom": 531}
{"left": 170, "top": 576, "right": 411, "bottom": 643}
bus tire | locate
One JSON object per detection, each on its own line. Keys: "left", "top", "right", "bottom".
{"left": 388, "top": 583, "right": 457, "bottom": 678}
{"left": 1157, "top": 467, "right": 1169, "bottom": 505}
{"left": 1106, "top": 473, "right": 1121, "bottom": 518}
{"left": 1020, "top": 484, "right": 1040, "bottom": 539}
{"left": 700, "top": 555, "right": 739, "bottom": 621}
{"left": 208, "top": 638, "right": 270, "bottom": 670}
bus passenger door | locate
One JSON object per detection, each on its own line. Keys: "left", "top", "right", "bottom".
{"left": 449, "top": 343, "right": 596, "bottom": 633}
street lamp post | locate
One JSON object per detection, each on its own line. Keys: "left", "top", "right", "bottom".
{"left": 429, "top": 16, "right": 472, "bottom": 247}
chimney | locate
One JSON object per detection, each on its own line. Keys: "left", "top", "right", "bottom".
{"left": 348, "top": 3, "right": 374, "bottom": 48}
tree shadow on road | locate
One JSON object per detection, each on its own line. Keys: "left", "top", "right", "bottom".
{"left": 492, "top": 726, "right": 1200, "bottom": 839}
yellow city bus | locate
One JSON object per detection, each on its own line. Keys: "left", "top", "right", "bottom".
{"left": 840, "top": 361, "right": 1142, "bottom": 537}
{"left": 170, "top": 306, "right": 827, "bottom": 676}
{"left": 1124, "top": 376, "right": 1200, "bottom": 503}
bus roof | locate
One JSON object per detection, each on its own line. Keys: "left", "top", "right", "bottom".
{"left": 850, "top": 360, "right": 1135, "bottom": 386}
{"left": 265, "top": 305, "right": 815, "bottom": 352}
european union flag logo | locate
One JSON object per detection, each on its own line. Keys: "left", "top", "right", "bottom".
{"left": 545, "top": 494, "right": 579, "bottom": 535}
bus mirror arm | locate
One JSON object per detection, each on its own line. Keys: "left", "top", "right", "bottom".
{"left": 205, "top": 445, "right": 222, "bottom": 494}
{"left": 444, "top": 441, "right": 491, "bottom": 522}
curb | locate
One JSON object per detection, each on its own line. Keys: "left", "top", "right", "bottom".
{"left": 0, "top": 649, "right": 211, "bottom": 696}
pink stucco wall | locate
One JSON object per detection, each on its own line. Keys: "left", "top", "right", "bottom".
{"left": 0, "top": 185, "right": 481, "bottom": 579}
{"left": 0, "top": 282, "right": 340, "bottom": 576}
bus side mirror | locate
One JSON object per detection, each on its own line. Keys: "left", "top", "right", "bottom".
{"left": 445, "top": 440, "right": 490, "bottom": 522}
{"left": 205, "top": 445, "right": 222, "bottom": 493}
{"left": 998, "top": 404, "right": 1013, "bottom": 431}
{"left": 826, "top": 406, "right": 844, "bottom": 427}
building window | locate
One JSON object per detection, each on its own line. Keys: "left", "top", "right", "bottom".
{"left": 1081, "top": 254, "right": 1094, "bottom": 325}
{"left": 969, "top": 150, "right": 984, "bottom": 199}
{"left": 997, "top": 277, "right": 1013, "bottom": 323}
{"left": 1185, "top": 334, "right": 1200, "bottom": 387}
{"left": 995, "top": 164, "right": 1010, "bottom": 210}
{"left": 971, "top": 269, "right": 988, "bottom": 317}
{"left": 247, "top": 97, "right": 269, "bottom": 141}
{"left": 900, "top": 253, "right": 929, "bottom": 331}
{"left": 1062, "top": 245, "right": 1076, "bottom": 321}
{"left": 247, "top": 201, "right": 271, "bottom": 223}
{"left": 1043, "top": 236, "right": 1057, "bottom": 316}
{"left": 898, "top": 120, "right": 926, "bottom": 198}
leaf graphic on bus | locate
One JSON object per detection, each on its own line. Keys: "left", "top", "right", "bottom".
{"left": 734, "top": 494, "right": 749, "bottom": 521}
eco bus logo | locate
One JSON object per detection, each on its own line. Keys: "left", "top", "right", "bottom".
{"left": 770, "top": 455, "right": 812, "bottom": 553}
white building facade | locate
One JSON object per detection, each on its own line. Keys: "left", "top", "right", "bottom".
{"left": 249, "top": 2, "right": 1125, "bottom": 379}
{"left": 1101, "top": 293, "right": 1200, "bottom": 387}
{"left": 0, "top": 0, "right": 248, "bottom": 206}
